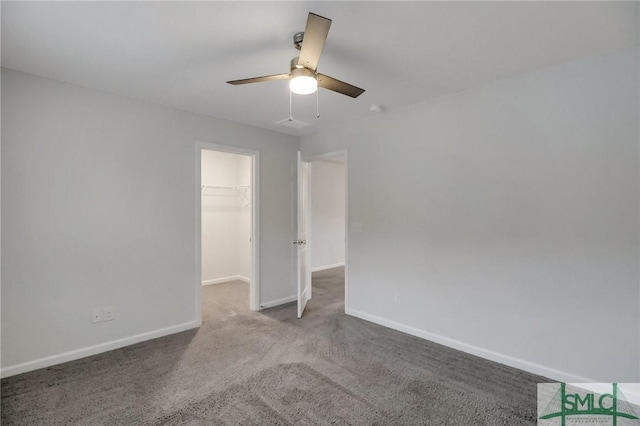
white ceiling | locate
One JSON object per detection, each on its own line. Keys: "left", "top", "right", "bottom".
{"left": 2, "top": 1, "right": 638, "bottom": 136}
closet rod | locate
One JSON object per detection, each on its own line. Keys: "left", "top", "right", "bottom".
{"left": 201, "top": 184, "right": 250, "bottom": 190}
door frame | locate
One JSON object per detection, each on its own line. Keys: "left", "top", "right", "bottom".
{"left": 303, "top": 149, "right": 349, "bottom": 312}
{"left": 195, "top": 142, "right": 260, "bottom": 324}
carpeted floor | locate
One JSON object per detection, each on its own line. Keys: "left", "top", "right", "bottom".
{"left": 1, "top": 267, "right": 549, "bottom": 425}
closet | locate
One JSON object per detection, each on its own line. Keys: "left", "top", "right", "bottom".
{"left": 201, "top": 150, "right": 252, "bottom": 286}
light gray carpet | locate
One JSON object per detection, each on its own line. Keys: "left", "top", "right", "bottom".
{"left": 1, "top": 267, "right": 549, "bottom": 425}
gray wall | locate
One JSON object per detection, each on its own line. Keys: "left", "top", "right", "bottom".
{"left": 302, "top": 48, "right": 639, "bottom": 382}
{"left": 1, "top": 69, "right": 298, "bottom": 375}
{"left": 310, "top": 161, "right": 345, "bottom": 271}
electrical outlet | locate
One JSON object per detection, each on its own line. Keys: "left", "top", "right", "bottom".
{"left": 91, "top": 308, "right": 102, "bottom": 323}
{"left": 103, "top": 306, "right": 114, "bottom": 321}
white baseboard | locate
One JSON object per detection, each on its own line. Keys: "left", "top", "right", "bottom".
{"left": 202, "top": 275, "right": 250, "bottom": 286}
{"left": 259, "top": 295, "right": 296, "bottom": 310}
{"left": 311, "top": 262, "right": 345, "bottom": 273}
{"left": 345, "top": 308, "right": 597, "bottom": 384}
{"left": 0, "top": 320, "right": 200, "bottom": 379}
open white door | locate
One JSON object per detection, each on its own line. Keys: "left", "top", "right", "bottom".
{"left": 296, "top": 151, "right": 311, "bottom": 318}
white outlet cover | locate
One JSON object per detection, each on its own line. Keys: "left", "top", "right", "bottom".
{"left": 91, "top": 308, "right": 102, "bottom": 323}
{"left": 103, "top": 306, "right": 114, "bottom": 321}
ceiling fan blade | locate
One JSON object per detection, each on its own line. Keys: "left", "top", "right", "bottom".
{"left": 297, "top": 13, "right": 332, "bottom": 71}
{"left": 227, "top": 73, "right": 290, "bottom": 85}
{"left": 317, "top": 74, "right": 365, "bottom": 98}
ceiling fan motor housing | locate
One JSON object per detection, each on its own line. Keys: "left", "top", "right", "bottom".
{"left": 291, "top": 68, "right": 316, "bottom": 78}
{"left": 290, "top": 56, "right": 312, "bottom": 72}
{"left": 290, "top": 66, "right": 315, "bottom": 80}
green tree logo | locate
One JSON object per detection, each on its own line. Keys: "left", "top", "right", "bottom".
{"left": 539, "top": 383, "right": 639, "bottom": 425}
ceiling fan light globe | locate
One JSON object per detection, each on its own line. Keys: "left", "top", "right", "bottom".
{"left": 290, "top": 76, "right": 317, "bottom": 95}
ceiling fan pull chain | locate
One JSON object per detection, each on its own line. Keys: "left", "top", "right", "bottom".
{"left": 316, "top": 87, "right": 320, "bottom": 118}
{"left": 288, "top": 89, "right": 293, "bottom": 122}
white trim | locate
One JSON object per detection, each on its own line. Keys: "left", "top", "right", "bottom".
{"left": 0, "top": 321, "right": 199, "bottom": 378}
{"left": 344, "top": 152, "right": 349, "bottom": 312}
{"left": 251, "top": 153, "right": 260, "bottom": 311}
{"left": 345, "top": 308, "right": 598, "bottom": 384}
{"left": 259, "top": 295, "right": 296, "bottom": 310}
{"left": 201, "top": 275, "right": 250, "bottom": 286}
{"left": 311, "top": 262, "right": 345, "bottom": 273}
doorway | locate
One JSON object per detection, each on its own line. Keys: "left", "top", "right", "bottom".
{"left": 196, "top": 143, "right": 259, "bottom": 325}
{"left": 297, "top": 150, "right": 348, "bottom": 317}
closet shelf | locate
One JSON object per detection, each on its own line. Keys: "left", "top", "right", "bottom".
{"left": 201, "top": 184, "right": 250, "bottom": 204}
{"left": 201, "top": 185, "right": 250, "bottom": 191}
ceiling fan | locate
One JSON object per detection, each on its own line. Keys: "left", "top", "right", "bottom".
{"left": 227, "top": 13, "right": 365, "bottom": 99}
